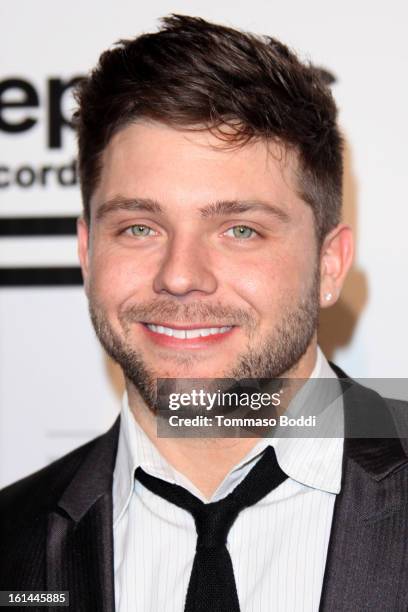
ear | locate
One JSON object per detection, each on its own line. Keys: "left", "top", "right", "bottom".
{"left": 319, "top": 223, "right": 354, "bottom": 308}
{"left": 77, "top": 216, "right": 90, "bottom": 296}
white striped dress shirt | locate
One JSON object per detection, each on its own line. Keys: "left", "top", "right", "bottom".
{"left": 113, "top": 347, "right": 344, "bottom": 611}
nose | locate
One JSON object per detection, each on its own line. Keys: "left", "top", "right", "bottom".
{"left": 153, "top": 234, "right": 218, "bottom": 297}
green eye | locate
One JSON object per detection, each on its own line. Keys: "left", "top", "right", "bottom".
{"left": 129, "top": 225, "right": 152, "bottom": 236}
{"left": 228, "top": 225, "right": 255, "bottom": 239}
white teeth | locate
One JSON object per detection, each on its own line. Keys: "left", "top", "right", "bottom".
{"left": 186, "top": 329, "right": 202, "bottom": 339}
{"left": 162, "top": 326, "right": 175, "bottom": 337}
{"left": 146, "top": 324, "right": 232, "bottom": 338}
{"left": 172, "top": 329, "right": 186, "bottom": 339}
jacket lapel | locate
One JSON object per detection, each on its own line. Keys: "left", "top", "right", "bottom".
{"left": 46, "top": 417, "right": 120, "bottom": 612}
{"left": 319, "top": 374, "right": 408, "bottom": 611}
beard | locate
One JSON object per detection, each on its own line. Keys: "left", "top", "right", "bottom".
{"left": 88, "top": 265, "right": 320, "bottom": 412}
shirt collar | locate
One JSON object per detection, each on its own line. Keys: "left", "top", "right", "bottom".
{"left": 113, "top": 393, "right": 177, "bottom": 526}
{"left": 113, "top": 347, "right": 344, "bottom": 524}
{"left": 268, "top": 347, "right": 344, "bottom": 494}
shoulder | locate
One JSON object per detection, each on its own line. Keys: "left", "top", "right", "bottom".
{"left": 330, "top": 362, "right": 408, "bottom": 432}
{"left": 385, "top": 397, "right": 408, "bottom": 411}
{"left": 0, "top": 421, "right": 118, "bottom": 530}
{"left": 385, "top": 397, "right": 408, "bottom": 441}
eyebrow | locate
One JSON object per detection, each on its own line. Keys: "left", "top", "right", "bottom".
{"left": 199, "top": 200, "right": 290, "bottom": 223}
{"left": 95, "top": 197, "right": 163, "bottom": 221}
{"left": 95, "top": 196, "right": 290, "bottom": 223}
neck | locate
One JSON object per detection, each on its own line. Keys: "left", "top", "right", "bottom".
{"left": 126, "top": 340, "right": 318, "bottom": 498}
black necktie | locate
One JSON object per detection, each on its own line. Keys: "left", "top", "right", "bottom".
{"left": 134, "top": 446, "right": 287, "bottom": 612}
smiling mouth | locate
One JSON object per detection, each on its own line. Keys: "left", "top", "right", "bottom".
{"left": 142, "top": 322, "right": 234, "bottom": 339}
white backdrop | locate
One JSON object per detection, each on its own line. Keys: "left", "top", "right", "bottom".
{"left": 1, "top": 0, "right": 407, "bottom": 487}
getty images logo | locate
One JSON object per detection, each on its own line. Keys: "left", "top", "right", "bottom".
{"left": 0, "top": 76, "right": 82, "bottom": 189}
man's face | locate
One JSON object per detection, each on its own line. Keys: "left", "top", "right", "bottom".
{"left": 78, "top": 122, "right": 320, "bottom": 407}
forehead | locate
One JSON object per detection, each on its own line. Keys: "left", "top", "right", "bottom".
{"left": 91, "top": 121, "right": 304, "bottom": 214}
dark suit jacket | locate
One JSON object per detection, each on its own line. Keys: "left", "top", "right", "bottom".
{"left": 1, "top": 368, "right": 408, "bottom": 611}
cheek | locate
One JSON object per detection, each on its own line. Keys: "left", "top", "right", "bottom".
{"left": 88, "top": 248, "right": 151, "bottom": 310}
{"left": 220, "top": 249, "right": 308, "bottom": 310}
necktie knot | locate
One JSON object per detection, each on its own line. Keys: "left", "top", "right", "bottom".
{"left": 194, "top": 497, "right": 239, "bottom": 549}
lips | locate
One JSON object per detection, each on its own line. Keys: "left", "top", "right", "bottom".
{"left": 141, "top": 322, "right": 236, "bottom": 348}
{"left": 145, "top": 323, "right": 232, "bottom": 339}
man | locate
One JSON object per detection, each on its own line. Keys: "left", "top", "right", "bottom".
{"left": 1, "top": 14, "right": 408, "bottom": 612}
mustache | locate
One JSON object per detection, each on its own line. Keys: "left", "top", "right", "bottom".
{"left": 118, "top": 299, "right": 256, "bottom": 329}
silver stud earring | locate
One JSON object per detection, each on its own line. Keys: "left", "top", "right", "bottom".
{"left": 324, "top": 292, "right": 333, "bottom": 301}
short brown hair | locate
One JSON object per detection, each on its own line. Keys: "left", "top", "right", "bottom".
{"left": 74, "top": 14, "right": 343, "bottom": 242}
